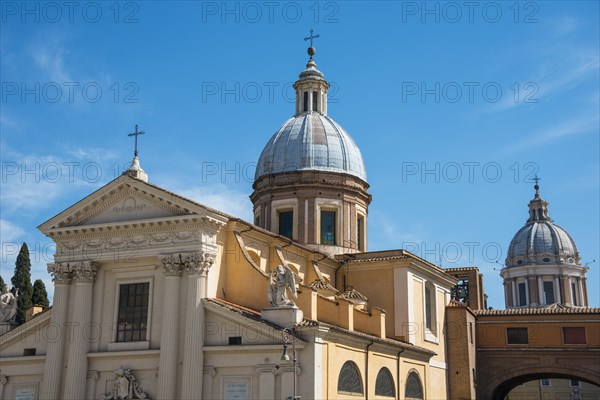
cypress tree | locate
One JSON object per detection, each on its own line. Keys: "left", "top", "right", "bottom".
{"left": 11, "top": 243, "right": 33, "bottom": 324}
{"left": 32, "top": 279, "right": 50, "bottom": 309}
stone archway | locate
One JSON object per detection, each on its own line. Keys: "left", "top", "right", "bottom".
{"left": 477, "top": 349, "right": 600, "bottom": 399}
{"left": 490, "top": 370, "right": 600, "bottom": 400}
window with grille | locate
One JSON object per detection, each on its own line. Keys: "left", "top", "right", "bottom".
{"left": 375, "top": 368, "right": 395, "bottom": 397}
{"left": 337, "top": 361, "right": 363, "bottom": 394}
{"left": 405, "top": 371, "right": 423, "bottom": 399}
{"left": 320, "top": 211, "right": 336, "bottom": 245}
{"left": 278, "top": 211, "right": 293, "bottom": 239}
{"left": 116, "top": 283, "right": 149, "bottom": 342}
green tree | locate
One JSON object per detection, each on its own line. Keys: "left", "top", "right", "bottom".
{"left": 32, "top": 279, "right": 50, "bottom": 309}
{"left": 0, "top": 275, "right": 6, "bottom": 292}
{"left": 11, "top": 243, "right": 33, "bottom": 324}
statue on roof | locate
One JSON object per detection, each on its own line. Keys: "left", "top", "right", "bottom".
{"left": 0, "top": 286, "right": 18, "bottom": 323}
{"left": 268, "top": 264, "right": 297, "bottom": 307}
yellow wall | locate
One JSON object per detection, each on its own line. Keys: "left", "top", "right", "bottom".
{"left": 477, "top": 314, "right": 600, "bottom": 348}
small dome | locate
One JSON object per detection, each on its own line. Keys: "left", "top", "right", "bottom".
{"left": 506, "top": 221, "right": 580, "bottom": 267}
{"left": 255, "top": 113, "right": 367, "bottom": 182}
{"left": 505, "top": 186, "right": 580, "bottom": 267}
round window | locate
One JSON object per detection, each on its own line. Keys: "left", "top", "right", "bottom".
{"left": 543, "top": 257, "right": 550, "bottom": 263}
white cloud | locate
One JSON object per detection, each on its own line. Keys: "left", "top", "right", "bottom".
{"left": 29, "top": 34, "right": 71, "bottom": 83}
{"left": 0, "top": 219, "right": 25, "bottom": 243}
{"left": 505, "top": 113, "right": 599, "bottom": 153}
{"left": 177, "top": 184, "right": 253, "bottom": 221}
{"left": 1, "top": 145, "right": 119, "bottom": 213}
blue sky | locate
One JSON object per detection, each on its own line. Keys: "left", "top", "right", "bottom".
{"left": 1, "top": 1, "right": 598, "bottom": 309}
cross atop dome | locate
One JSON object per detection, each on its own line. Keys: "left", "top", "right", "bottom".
{"left": 304, "top": 29, "right": 320, "bottom": 59}
{"left": 533, "top": 175, "right": 541, "bottom": 198}
{"left": 123, "top": 124, "right": 148, "bottom": 182}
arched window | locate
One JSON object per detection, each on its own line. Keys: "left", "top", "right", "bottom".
{"left": 405, "top": 371, "right": 423, "bottom": 399}
{"left": 375, "top": 367, "right": 395, "bottom": 397}
{"left": 337, "top": 361, "right": 363, "bottom": 395}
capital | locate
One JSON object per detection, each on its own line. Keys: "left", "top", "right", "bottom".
{"left": 48, "top": 263, "right": 72, "bottom": 284}
{"left": 71, "top": 261, "right": 99, "bottom": 283}
{"left": 160, "top": 254, "right": 183, "bottom": 277}
{"left": 183, "top": 252, "right": 215, "bottom": 276}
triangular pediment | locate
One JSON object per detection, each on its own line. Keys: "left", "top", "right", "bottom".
{"left": 38, "top": 175, "right": 229, "bottom": 233}
{"left": 81, "top": 188, "right": 184, "bottom": 225}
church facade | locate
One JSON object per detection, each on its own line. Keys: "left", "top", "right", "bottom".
{"left": 0, "top": 41, "right": 597, "bottom": 400}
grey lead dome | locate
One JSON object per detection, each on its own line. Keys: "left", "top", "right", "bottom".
{"left": 254, "top": 113, "right": 367, "bottom": 182}
{"left": 506, "top": 222, "right": 579, "bottom": 267}
{"left": 505, "top": 188, "right": 580, "bottom": 267}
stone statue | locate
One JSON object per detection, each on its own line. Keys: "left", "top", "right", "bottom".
{"left": 268, "top": 264, "right": 297, "bottom": 307}
{"left": 0, "top": 287, "right": 18, "bottom": 322}
{"left": 99, "top": 367, "right": 148, "bottom": 400}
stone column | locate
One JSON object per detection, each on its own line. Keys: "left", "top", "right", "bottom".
{"left": 86, "top": 370, "right": 99, "bottom": 399}
{"left": 0, "top": 374, "right": 7, "bottom": 399}
{"left": 203, "top": 367, "right": 216, "bottom": 399}
{"left": 157, "top": 255, "right": 183, "bottom": 400}
{"left": 561, "top": 275, "right": 572, "bottom": 306}
{"left": 280, "top": 365, "right": 300, "bottom": 400}
{"left": 180, "top": 252, "right": 215, "bottom": 400}
{"left": 527, "top": 276, "right": 538, "bottom": 305}
{"left": 554, "top": 276, "right": 561, "bottom": 304}
{"left": 582, "top": 277, "right": 588, "bottom": 306}
{"left": 503, "top": 280, "right": 512, "bottom": 308}
{"left": 511, "top": 279, "right": 517, "bottom": 307}
{"left": 537, "top": 276, "right": 544, "bottom": 305}
{"left": 62, "top": 262, "right": 98, "bottom": 400}
{"left": 40, "top": 263, "right": 71, "bottom": 400}
{"left": 256, "top": 365, "right": 277, "bottom": 400}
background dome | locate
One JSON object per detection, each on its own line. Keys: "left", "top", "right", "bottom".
{"left": 506, "top": 220, "right": 580, "bottom": 267}
{"left": 254, "top": 113, "right": 367, "bottom": 182}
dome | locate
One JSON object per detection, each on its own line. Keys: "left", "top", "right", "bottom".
{"left": 254, "top": 113, "right": 367, "bottom": 182}
{"left": 505, "top": 184, "right": 580, "bottom": 267}
{"left": 506, "top": 221, "right": 580, "bottom": 267}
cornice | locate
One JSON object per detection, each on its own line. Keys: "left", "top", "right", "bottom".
{"left": 47, "top": 215, "right": 224, "bottom": 239}
{"left": 86, "top": 349, "right": 160, "bottom": 360}
{"left": 0, "top": 355, "right": 46, "bottom": 364}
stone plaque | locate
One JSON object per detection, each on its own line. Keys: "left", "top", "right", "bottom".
{"left": 224, "top": 380, "right": 249, "bottom": 400}
{"left": 15, "top": 386, "right": 36, "bottom": 400}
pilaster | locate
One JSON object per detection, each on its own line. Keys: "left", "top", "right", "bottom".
{"left": 62, "top": 261, "right": 98, "bottom": 400}
{"left": 157, "top": 254, "right": 184, "bottom": 400}
{"left": 40, "top": 263, "right": 71, "bottom": 400}
{"left": 180, "top": 252, "right": 215, "bottom": 399}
